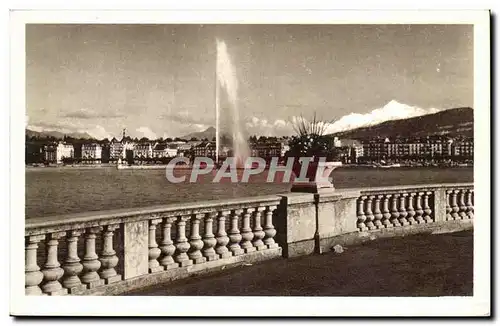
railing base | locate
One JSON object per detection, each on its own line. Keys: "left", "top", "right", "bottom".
{"left": 82, "top": 247, "right": 282, "bottom": 296}
{"left": 319, "top": 219, "right": 473, "bottom": 254}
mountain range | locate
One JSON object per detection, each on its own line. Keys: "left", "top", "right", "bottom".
{"left": 331, "top": 107, "right": 473, "bottom": 139}
{"left": 25, "top": 107, "right": 473, "bottom": 141}
{"left": 26, "top": 129, "right": 94, "bottom": 140}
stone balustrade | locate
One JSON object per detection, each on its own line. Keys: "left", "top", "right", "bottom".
{"left": 25, "top": 183, "right": 474, "bottom": 295}
{"left": 356, "top": 183, "right": 474, "bottom": 232}
{"left": 25, "top": 195, "right": 282, "bottom": 296}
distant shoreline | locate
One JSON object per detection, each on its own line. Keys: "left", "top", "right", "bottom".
{"left": 25, "top": 163, "right": 473, "bottom": 171}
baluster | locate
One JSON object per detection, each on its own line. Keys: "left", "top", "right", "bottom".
{"left": 81, "top": 227, "right": 105, "bottom": 289}
{"left": 365, "top": 196, "right": 376, "bottom": 230}
{"left": 357, "top": 196, "right": 368, "bottom": 231}
{"left": 415, "top": 192, "right": 425, "bottom": 224}
{"left": 423, "top": 191, "right": 433, "bottom": 223}
{"left": 398, "top": 193, "right": 409, "bottom": 226}
{"left": 450, "top": 190, "right": 460, "bottom": 220}
{"left": 99, "top": 224, "right": 122, "bottom": 283}
{"left": 61, "top": 230, "right": 86, "bottom": 294}
{"left": 25, "top": 234, "right": 45, "bottom": 295}
{"left": 41, "top": 232, "right": 68, "bottom": 295}
{"left": 174, "top": 215, "right": 192, "bottom": 267}
{"left": 159, "top": 217, "right": 179, "bottom": 270}
{"left": 263, "top": 205, "right": 279, "bottom": 248}
{"left": 188, "top": 213, "right": 207, "bottom": 264}
{"left": 406, "top": 193, "right": 417, "bottom": 225}
{"left": 373, "top": 196, "right": 383, "bottom": 229}
{"left": 382, "top": 195, "right": 393, "bottom": 228}
{"left": 202, "top": 212, "right": 219, "bottom": 261}
{"left": 390, "top": 194, "right": 401, "bottom": 227}
{"left": 215, "top": 211, "right": 232, "bottom": 258}
{"left": 240, "top": 208, "right": 256, "bottom": 253}
{"left": 458, "top": 190, "right": 467, "bottom": 219}
{"left": 228, "top": 209, "right": 244, "bottom": 256}
{"left": 148, "top": 219, "right": 164, "bottom": 273}
{"left": 445, "top": 190, "right": 452, "bottom": 221}
{"left": 252, "top": 207, "right": 267, "bottom": 251}
{"left": 466, "top": 189, "right": 474, "bottom": 219}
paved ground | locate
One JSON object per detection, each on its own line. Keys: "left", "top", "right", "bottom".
{"left": 125, "top": 230, "right": 473, "bottom": 296}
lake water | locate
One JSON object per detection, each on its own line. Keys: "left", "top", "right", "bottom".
{"left": 25, "top": 167, "right": 473, "bottom": 219}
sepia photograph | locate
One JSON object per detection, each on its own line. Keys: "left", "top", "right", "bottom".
{"left": 10, "top": 9, "right": 491, "bottom": 317}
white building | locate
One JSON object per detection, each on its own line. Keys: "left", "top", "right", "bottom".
{"left": 82, "top": 143, "right": 102, "bottom": 163}
{"left": 56, "top": 142, "right": 74, "bottom": 164}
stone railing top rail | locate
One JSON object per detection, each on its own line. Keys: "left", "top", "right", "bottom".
{"left": 25, "top": 194, "right": 282, "bottom": 236}
{"left": 353, "top": 182, "right": 474, "bottom": 196}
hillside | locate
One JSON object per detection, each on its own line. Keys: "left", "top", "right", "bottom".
{"left": 332, "top": 107, "right": 473, "bottom": 139}
{"left": 26, "top": 129, "right": 94, "bottom": 140}
{"left": 181, "top": 126, "right": 216, "bottom": 140}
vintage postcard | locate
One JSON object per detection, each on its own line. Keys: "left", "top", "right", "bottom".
{"left": 10, "top": 9, "right": 490, "bottom": 317}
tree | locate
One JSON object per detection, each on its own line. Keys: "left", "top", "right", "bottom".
{"left": 166, "top": 138, "right": 173, "bottom": 142}
{"left": 190, "top": 137, "right": 198, "bottom": 141}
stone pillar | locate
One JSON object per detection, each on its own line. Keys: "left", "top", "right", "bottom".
{"left": 466, "top": 189, "right": 474, "bottom": 219}
{"left": 458, "top": 190, "right": 468, "bottom": 219}
{"left": 423, "top": 191, "right": 433, "bottom": 223}
{"left": 398, "top": 193, "right": 409, "bottom": 226}
{"left": 263, "top": 205, "right": 278, "bottom": 249}
{"left": 123, "top": 220, "right": 149, "bottom": 279}
{"left": 215, "top": 210, "right": 232, "bottom": 258}
{"left": 61, "top": 230, "right": 86, "bottom": 294}
{"left": 228, "top": 209, "right": 244, "bottom": 256}
{"left": 148, "top": 219, "right": 164, "bottom": 273}
{"left": 356, "top": 196, "right": 367, "bottom": 231}
{"left": 406, "top": 193, "right": 416, "bottom": 225}
{"left": 382, "top": 195, "right": 393, "bottom": 228}
{"left": 81, "top": 227, "right": 105, "bottom": 289}
{"left": 390, "top": 194, "right": 401, "bottom": 227}
{"left": 373, "top": 195, "right": 383, "bottom": 229}
{"left": 252, "top": 207, "right": 267, "bottom": 251}
{"left": 25, "top": 234, "right": 45, "bottom": 295}
{"left": 274, "top": 193, "right": 315, "bottom": 258}
{"left": 317, "top": 190, "right": 359, "bottom": 253}
{"left": 240, "top": 208, "right": 256, "bottom": 253}
{"left": 174, "top": 215, "right": 193, "bottom": 267}
{"left": 159, "top": 217, "right": 179, "bottom": 270}
{"left": 365, "top": 195, "right": 376, "bottom": 230}
{"left": 41, "top": 232, "right": 68, "bottom": 295}
{"left": 99, "top": 224, "right": 121, "bottom": 284}
{"left": 202, "top": 212, "right": 218, "bottom": 261}
{"left": 450, "top": 190, "right": 460, "bottom": 220}
{"left": 415, "top": 192, "right": 425, "bottom": 224}
{"left": 188, "top": 214, "right": 207, "bottom": 264}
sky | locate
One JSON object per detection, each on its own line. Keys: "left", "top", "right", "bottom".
{"left": 26, "top": 24, "right": 473, "bottom": 139}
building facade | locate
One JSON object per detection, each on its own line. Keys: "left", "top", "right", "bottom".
{"left": 81, "top": 143, "right": 102, "bottom": 163}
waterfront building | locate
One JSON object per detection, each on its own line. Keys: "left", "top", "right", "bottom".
{"left": 194, "top": 141, "right": 216, "bottom": 158}
{"left": 133, "top": 143, "right": 153, "bottom": 159}
{"left": 56, "top": 142, "right": 74, "bottom": 163}
{"left": 250, "top": 142, "right": 283, "bottom": 159}
{"left": 81, "top": 143, "right": 102, "bottom": 163}
{"left": 153, "top": 143, "right": 178, "bottom": 158}
{"left": 110, "top": 137, "right": 124, "bottom": 160}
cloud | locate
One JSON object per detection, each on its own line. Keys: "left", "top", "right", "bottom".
{"left": 85, "top": 125, "right": 112, "bottom": 139}
{"left": 160, "top": 110, "right": 213, "bottom": 126}
{"left": 245, "top": 116, "right": 294, "bottom": 136}
{"left": 26, "top": 119, "right": 113, "bottom": 140}
{"left": 136, "top": 126, "right": 157, "bottom": 140}
{"left": 62, "top": 109, "right": 123, "bottom": 119}
{"left": 325, "top": 100, "right": 443, "bottom": 133}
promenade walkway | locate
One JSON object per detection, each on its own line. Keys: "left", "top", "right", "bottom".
{"left": 126, "top": 230, "right": 473, "bottom": 296}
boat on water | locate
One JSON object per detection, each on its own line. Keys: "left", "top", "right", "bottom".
{"left": 372, "top": 161, "right": 401, "bottom": 169}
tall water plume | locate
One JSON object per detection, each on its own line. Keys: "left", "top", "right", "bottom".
{"left": 215, "top": 39, "right": 250, "bottom": 166}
